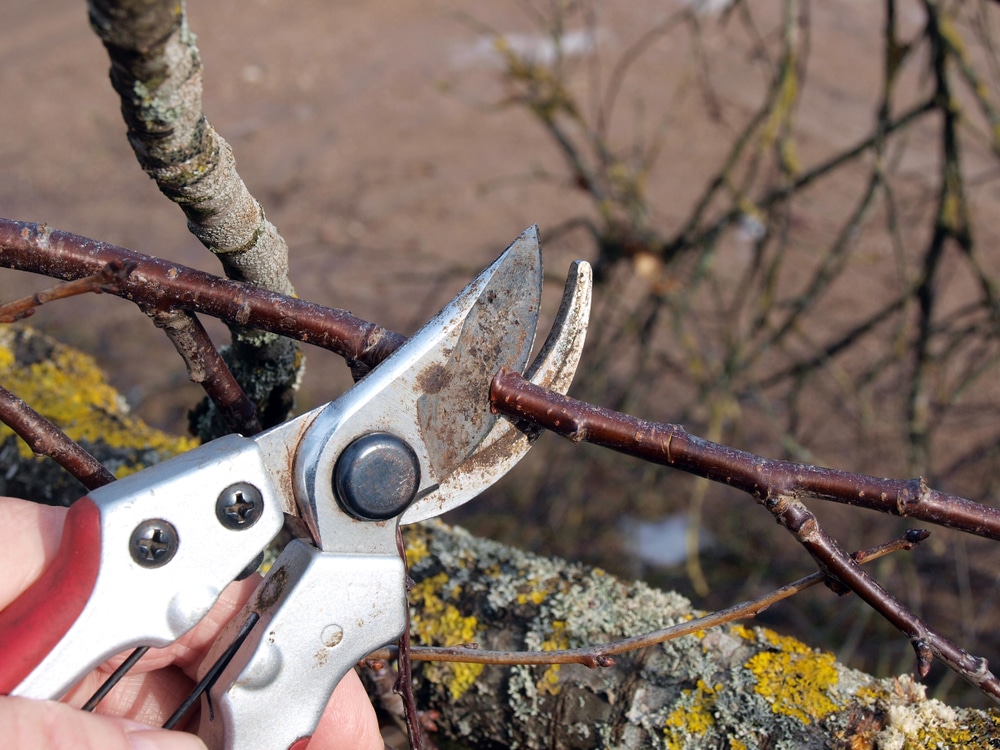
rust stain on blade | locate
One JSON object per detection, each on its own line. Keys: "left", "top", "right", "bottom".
{"left": 416, "top": 228, "right": 542, "bottom": 478}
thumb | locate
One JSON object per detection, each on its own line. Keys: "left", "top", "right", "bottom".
{"left": 0, "top": 696, "right": 206, "bottom": 750}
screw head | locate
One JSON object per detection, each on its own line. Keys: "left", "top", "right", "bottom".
{"left": 333, "top": 432, "right": 421, "bottom": 521}
{"left": 216, "top": 482, "right": 264, "bottom": 530}
{"left": 129, "top": 519, "right": 179, "bottom": 568}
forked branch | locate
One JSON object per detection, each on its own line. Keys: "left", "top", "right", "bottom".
{"left": 4, "top": 220, "right": 1000, "bottom": 703}
{"left": 490, "top": 370, "right": 1000, "bottom": 703}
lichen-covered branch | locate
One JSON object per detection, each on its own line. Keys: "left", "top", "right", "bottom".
{"left": 390, "top": 521, "right": 1000, "bottom": 749}
{"left": 0, "top": 327, "right": 194, "bottom": 505}
{"left": 87, "top": 0, "right": 300, "bottom": 436}
{"left": 372, "top": 531, "right": 926, "bottom": 670}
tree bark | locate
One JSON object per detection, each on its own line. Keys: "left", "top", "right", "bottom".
{"left": 398, "top": 520, "right": 1000, "bottom": 749}
{"left": 87, "top": 0, "right": 300, "bottom": 438}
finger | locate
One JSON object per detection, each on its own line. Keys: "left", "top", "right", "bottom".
{"left": 63, "top": 576, "right": 261, "bottom": 719}
{"left": 0, "top": 696, "right": 206, "bottom": 750}
{"left": 0, "top": 496, "right": 66, "bottom": 608}
{"left": 308, "top": 670, "right": 383, "bottom": 750}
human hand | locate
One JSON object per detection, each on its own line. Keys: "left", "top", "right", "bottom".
{"left": 0, "top": 496, "right": 384, "bottom": 750}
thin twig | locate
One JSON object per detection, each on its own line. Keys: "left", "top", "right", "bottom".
{"left": 368, "top": 530, "right": 927, "bottom": 667}
{"left": 0, "top": 267, "right": 121, "bottom": 322}
{"left": 0, "top": 385, "right": 115, "bottom": 490}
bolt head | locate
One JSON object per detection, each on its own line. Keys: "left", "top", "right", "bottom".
{"left": 333, "top": 432, "right": 420, "bottom": 521}
{"left": 129, "top": 519, "right": 179, "bottom": 568}
{"left": 216, "top": 482, "right": 263, "bottom": 530}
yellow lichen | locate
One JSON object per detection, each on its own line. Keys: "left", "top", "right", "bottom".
{"left": 745, "top": 629, "right": 840, "bottom": 724}
{"left": 405, "top": 533, "right": 429, "bottom": 568}
{"left": 537, "top": 620, "right": 569, "bottom": 696}
{"left": 664, "top": 679, "right": 720, "bottom": 750}
{"left": 729, "top": 623, "right": 755, "bottom": 641}
{"left": 0, "top": 329, "right": 195, "bottom": 459}
{"left": 515, "top": 577, "right": 551, "bottom": 606}
{"left": 409, "top": 571, "right": 484, "bottom": 700}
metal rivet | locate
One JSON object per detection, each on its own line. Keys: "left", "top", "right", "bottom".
{"left": 216, "top": 482, "right": 264, "bottom": 530}
{"left": 129, "top": 519, "right": 179, "bottom": 568}
{"left": 333, "top": 432, "right": 420, "bottom": 521}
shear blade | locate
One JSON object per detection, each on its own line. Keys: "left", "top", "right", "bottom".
{"left": 415, "top": 225, "right": 543, "bottom": 479}
{"left": 401, "top": 257, "right": 592, "bottom": 524}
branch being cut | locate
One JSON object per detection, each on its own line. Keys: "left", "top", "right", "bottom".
{"left": 490, "top": 369, "right": 1000, "bottom": 704}
{"left": 490, "top": 370, "right": 1000, "bottom": 541}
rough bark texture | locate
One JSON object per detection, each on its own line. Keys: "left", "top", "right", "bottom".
{"left": 86, "top": 0, "right": 300, "bottom": 438}
{"left": 2, "top": 326, "right": 998, "bottom": 747}
{"left": 399, "top": 521, "right": 1000, "bottom": 749}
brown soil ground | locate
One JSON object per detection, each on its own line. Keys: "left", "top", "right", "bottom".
{"left": 4, "top": 0, "right": 1000, "bottom": 715}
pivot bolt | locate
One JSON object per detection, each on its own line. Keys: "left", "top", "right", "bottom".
{"left": 216, "top": 482, "right": 264, "bottom": 530}
{"left": 333, "top": 432, "right": 420, "bottom": 521}
{"left": 130, "top": 519, "right": 179, "bottom": 568}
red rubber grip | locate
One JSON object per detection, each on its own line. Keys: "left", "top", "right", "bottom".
{"left": 0, "top": 497, "right": 102, "bottom": 694}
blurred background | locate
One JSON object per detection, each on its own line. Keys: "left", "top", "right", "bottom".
{"left": 3, "top": 0, "right": 1000, "bottom": 707}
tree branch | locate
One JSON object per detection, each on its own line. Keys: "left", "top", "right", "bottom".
{"left": 0, "top": 220, "right": 405, "bottom": 371}
{"left": 87, "top": 0, "right": 301, "bottom": 436}
{"left": 147, "top": 308, "right": 263, "bottom": 437}
{"left": 490, "top": 370, "right": 1000, "bottom": 541}
{"left": 0, "top": 385, "right": 115, "bottom": 491}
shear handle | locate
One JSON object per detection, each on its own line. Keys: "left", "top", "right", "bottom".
{"left": 0, "top": 434, "right": 286, "bottom": 701}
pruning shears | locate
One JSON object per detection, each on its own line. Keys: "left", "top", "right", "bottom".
{"left": 0, "top": 228, "right": 591, "bottom": 749}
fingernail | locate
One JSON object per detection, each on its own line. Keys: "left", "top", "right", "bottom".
{"left": 126, "top": 728, "right": 207, "bottom": 750}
